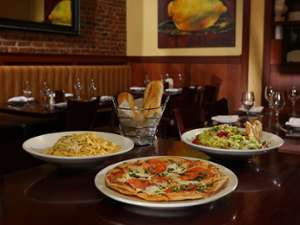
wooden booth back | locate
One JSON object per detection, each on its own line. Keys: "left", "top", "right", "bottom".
{"left": 0, "top": 65, "right": 131, "bottom": 103}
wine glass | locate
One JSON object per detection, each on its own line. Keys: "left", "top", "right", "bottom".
{"left": 23, "top": 80, "right": 32, "bottom": 98}
{"left": 144, "top": 74, "right": 150, "bottom": 87}
{"left": 264, "top": 86, "right": 275, "bottom": 109}
{"left": 178, "top": 73, "right": 183, "bottom": 88}
{"left": 88, "top": 79, "right": 97, "bottom": 99}
{"left": 163, "top": 73, "right": 170, "bottom": 89}
{"left": 241, "top": 91, "right": 255, "bottom": 117}
{"left": 40, "top": 81, "right": 50, "bottom": 105}
{"left": 73, "top": 77, "right": 82, "bottom": 100}
{"left": 288, "top": 86, "right": 299, "bottom": 116}
{"left": 272, "top": 91, "right": 286, "bottom": 130}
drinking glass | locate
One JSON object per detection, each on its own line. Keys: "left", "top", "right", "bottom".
{"left": 241, "top": 91, "right": 255, "bottom": 117}
{"left": 88, "top": 79, "right": 97, "bottom": 99}
{"left": 288, "top": 86, "right": 299, "bottom": 116}
{"left": 40, "top": 81, "right": 50, "bottom": 105}
{"left": 23, "top": 80, "right": 32, "bottom": 98}
{"left": 73, "top": 78, "right": 82, "bottom": 100}
{"left": 264, "top": 86, "right": 275, "bottom": 109}
{"left": 163, "top": 73, "right": 170, "bottom": 89}
{"left": 178, "top": 73, "right": 183, "bottom": 88}
{"left": 272, "top": 91, "right": 286, "bottom": 129}
{"left": 144, "top": 74, "right": 150, "bottom": 87}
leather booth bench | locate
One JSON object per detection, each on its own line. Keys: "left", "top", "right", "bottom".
{"left": 0, "top": 65, "right": 132, "bottom": 103}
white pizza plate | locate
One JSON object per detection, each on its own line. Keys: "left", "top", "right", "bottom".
{"left": 22, "top": 131, "right": 134, "bottom": 168}
{"left": 181, "top": 128, "right": 284, "bottom": 157}
{"left": 94, "top": 156, "right": 238, "bottom": 209}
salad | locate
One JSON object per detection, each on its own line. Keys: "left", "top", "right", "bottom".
{"left": 192, "top": 124, "right": 266, "bottom": 150}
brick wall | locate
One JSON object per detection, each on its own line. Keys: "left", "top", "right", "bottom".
{"left": 0, "top": 0, "right": 126, "bottom": 56}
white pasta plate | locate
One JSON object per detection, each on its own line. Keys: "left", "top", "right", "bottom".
{"left": 94, "top": 156, "right": 238, "bottom": 209}
{"left": 181, "top": 128, "right": 284, "bottom": 157}
{"left": 22, "top": 131, "right": 134, "bottom": 167}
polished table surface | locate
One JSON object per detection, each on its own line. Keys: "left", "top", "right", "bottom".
{"left": 0, "top": 100, "right": 113, "bottom": 117}
{"left": 0, "top": 137, "right": 300, "bottom": 225}
{"left": 0, "top": 102, "right": 64, "bottom": 117}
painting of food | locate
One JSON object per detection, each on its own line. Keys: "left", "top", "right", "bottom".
{"left": 158, "top": 0, "right": 236, "bottom": 48}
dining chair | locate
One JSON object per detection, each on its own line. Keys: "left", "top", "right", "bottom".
{"left": 173, "top": 107, "right": 205, "bottom": 138}
{"left": 173, "top": 97, "right": 229, "bottom": 138}
{"left": 201, "top": 84, "right": 220, "bottom": 122}
{"left": 172, "top": 84, "right": 226, "bottom": 138}
{"left": 65, "top": 97, "right": 100, "bottom": 131}
{"left": 159, "top": 86, "right": 204, "bottom": 138}
{"left": 54, "top": 90, "right": 65, "bottom": 103}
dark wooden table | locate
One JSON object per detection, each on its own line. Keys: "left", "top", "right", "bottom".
{"left": 0, "top": 137, "right": 300, "bottom": 225}
{"left": 0, "top": 102, "right": 64, "bottom": 117}
{"left": 0, "top": 100, "right": 114, "bottom": 117}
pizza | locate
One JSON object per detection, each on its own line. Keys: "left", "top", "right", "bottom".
{"left": 105, "top": 156, "right": 229, "bottom": 202}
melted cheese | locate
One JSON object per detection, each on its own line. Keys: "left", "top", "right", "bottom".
{"left": 116, "top": 173, "right": 131, "bottom": 183}
{"left": 131, "top": 167, "right": 151, "bottom": 178}
{"left": 177, "top": 180, "right": 200, "bottom": 186}
{"left": 144, "top": 185, "right": 164, "bottom": 194}
{"left": 166, "top": 163, "right": 186, "bottom": 174}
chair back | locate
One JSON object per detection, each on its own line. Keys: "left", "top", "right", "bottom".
{"left": 172, "top": 85, "right": 221, "bottom": 138}
{"left": 212, "top": 98, "right": 229, "bottom": 116}
{"left": 163, "top": 87, "right": 204, "bottom": 138}
{"left": 201, "top": 85, "right": 220, "bottom": 121}
{"left": 54, "top": 90, "right": 65, "bottom": 103}
{"left": 65, "top": 98, "right": 99, "bottom": 130}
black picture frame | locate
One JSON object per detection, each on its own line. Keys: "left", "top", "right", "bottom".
{"left": 0, "top": 0, "right": 80, "bottom": 35}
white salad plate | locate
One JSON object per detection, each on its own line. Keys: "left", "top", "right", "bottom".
{"left": 94, "top": 156, "right": 238, "bottom": 209}
{"left": 181, "top": 128, "right": 284, "bottom": 157}
{"left": 22, "top": 131, "right": 134, "bottom": 167}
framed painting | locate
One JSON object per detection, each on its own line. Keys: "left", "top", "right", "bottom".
{"left": 0, "top": 0, "right": 80, "bottom": 35}
{"left": 158, "top": 0, "right": 236, "bottom": 48}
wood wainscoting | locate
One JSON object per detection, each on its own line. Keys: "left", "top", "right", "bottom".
{"left": 128, "top": 57, "right": 246, "bottom": 112}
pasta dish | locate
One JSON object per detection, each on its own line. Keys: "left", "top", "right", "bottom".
{"left": 47, "top": 133, "right": 121, "bottom": 157}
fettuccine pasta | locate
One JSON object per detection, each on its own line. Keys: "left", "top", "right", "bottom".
{"left": 47, "top": 133, "right": 121, "bottom": 157}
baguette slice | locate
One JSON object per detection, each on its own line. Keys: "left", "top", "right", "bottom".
{"left": 245, "top": 121, "right": 255, "bottom": 139}
{"left": 252, "top": 120, "right": 262, "bottom": 142}
{"left": 117, "top": 92, "right": 143, "bottom": 122}
{"left": 143, "top": 80, "right": 164, "bottom": 118}
{"left": 117, "top": 92, "right": 136, "bottom": 109}
{"left": 245, "top": 120, "right": 263, "bottom": 143}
